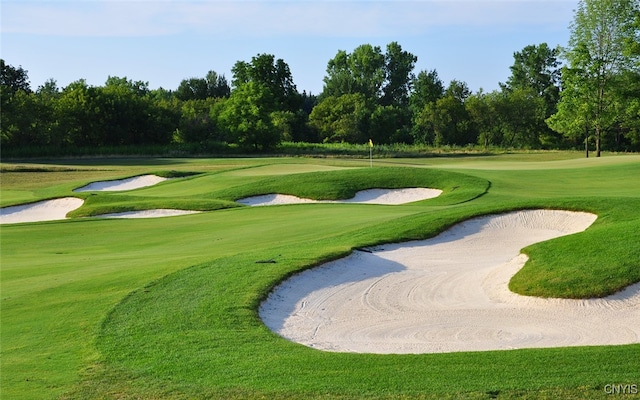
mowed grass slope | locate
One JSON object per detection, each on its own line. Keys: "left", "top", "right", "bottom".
{"left": 1, "top": 154, "right": 639, "bottom": 399}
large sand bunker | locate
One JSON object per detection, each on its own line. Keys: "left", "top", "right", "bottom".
{"left": 0, "top": 198, "right": 84, "bottom": 224}
{"left": 260, "top": 210, "right": 640, "bottom": 354}
{"left": 238, "top": 188, "right": 443, "bottom": 206}
{"left": 74, "top": 174, "right": 167, "bottom": 192}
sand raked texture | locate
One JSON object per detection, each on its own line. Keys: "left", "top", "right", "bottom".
{"left": 260, "top": 209, "right": 640, "bottom": 354}
{"left": 238, "top": 188, "right": 443, "bottom": 206}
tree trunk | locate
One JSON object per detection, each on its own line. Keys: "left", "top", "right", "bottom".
{"left": 585, "top": 125, "right": 589, "bottom": 158}
{"left": 595, "top": 125, "right": 601, "bottom": 157}
{"left": 585, "top": 137, "right": 589, "bottom": 158}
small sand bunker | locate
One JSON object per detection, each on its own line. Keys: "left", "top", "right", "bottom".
{"left": 238, "top": 188, "right": 442, "bottom": 206}
{"left": 0, "top": 198, "right": 84, "bottom": 224}
{"left": 97, "top": 209, "right": 200, "bottom": 219}
{"left": 260, "top": 210, "right": 640, "bottom": 354}
{"left": 74, "top": 175, "right": 168, "bottom": 192}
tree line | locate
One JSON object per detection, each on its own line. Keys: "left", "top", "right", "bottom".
{"left": 2, "top": 0, "right": 638, "bottom": 155}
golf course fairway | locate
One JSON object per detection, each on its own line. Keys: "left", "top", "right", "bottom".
{"left": 1, "top": 153, "right": 639, "bottom": 399}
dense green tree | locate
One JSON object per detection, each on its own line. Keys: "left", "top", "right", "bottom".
{"left": 496, "top": 88, "right": 547, "bottom": 148}
{"left": 1, "top": 60, "right": 32, "bottom": 145}
{"left": 231, "top": 54, "right": 299, "bottom": 112}
{"left": 54, "top": 80, "right": 102, "bottom": 146}
{"left": 409, "top": 69, "right": 445, "bottom": 144}
{"left": 369, "top": 105, "right": 412, "bottom": 144}
{"left": 32, "top": 79, "right": 62, "bottom": 146}
{"left": 503, "top": 43, "right": 561, "bottom": 115}
{"left": 615, "top": 70, "right": 640, "bottom": 149}
{"left": 308, "top": 93, "right": 372, "bottom": 143}
{"left": 381, "top": 42, "right": 418, "bottom": 107}
{"left": 176, "top": 71, "right": 230, "bottom": 101}
{"left": 410, "top": 69, "right": 445, "bottom": 112}
{"left": 467, "top": 88, "right": 548, "bottom": 149}
{"left": 174, "top": 98, "right": 222, "bottom": 144}
{"left": 218, "top": 82, "right": 279, "bottom": 150}
{"left": 320, "top": 43, "right": 416, "bottom": 143}
{"left": 205, "top": 70, "right": 231, "bottom": 98}
{"left": 176, "top": 78, "right": 209, "bottom": 101}
{"left": 413, "top": 80, "right": 473, "bottom": 146}
{"left": 322, "top": 42, "right": 417, "bottom": 107}
{"left": 549, "top": 0, "right": 640, "bottom": 156}
{"left": 322, "top": 45, "right": 385, "bottom": 101}
{"left": 547, "top": 66, "right": 593, "bottom": 154}
{"left": 228, "top": 54, "right": 303, "bottom": 143}
{"left": 466, "top": 90, "right": 500, "bottom": 148}
{"left": 100, "top": 76, "right": 149, "bottom": 145}
{"left": 0, "top": 59, "right": 31, "bottom": 94}
{"left": 503, "top": 43, "right": 563, "bottom": 147}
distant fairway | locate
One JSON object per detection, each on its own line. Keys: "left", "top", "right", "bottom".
{"left": 1, "top": 153, "right": 639, "bottom": 399}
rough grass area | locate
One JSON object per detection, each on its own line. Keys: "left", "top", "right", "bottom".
{"left": 1, "top": 153, "right": 639, "bottom": 399}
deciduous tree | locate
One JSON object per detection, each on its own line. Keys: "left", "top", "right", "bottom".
{"left": 549, "top": 0, "right": 640, "bottom": 156}
{"left": 218, "top": 82, "right": 279, "bottom": 150}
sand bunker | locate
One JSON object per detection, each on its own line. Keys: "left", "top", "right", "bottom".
{"left": 238, "top": 188, "right": 443, "bottom": 206}
{"left": 97, "top": 209, "right": 200, "bottom": 219}
{"left": 260, "top": 210, "right": 640, "bottom": 354}
{"left": 74, "top": 174, "right": 168, "bottom": 192}
{"left": 0, "top": 198, "right": 84, "bottom": 224}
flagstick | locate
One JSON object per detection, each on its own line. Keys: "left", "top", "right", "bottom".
{"left": 369, "top": 145, "right": 372, "bottom": 167}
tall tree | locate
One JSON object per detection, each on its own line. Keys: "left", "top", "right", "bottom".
{"left": 55, "top": 80, "right": 102, "bottom": 146}
{"left": 205, "top": 70, "right": 231, "bottom": 99}
{"left": 322, "top": 42, "right": 417, "bottom": 106}
{"left": 308, "top": 93, "right": 372, "bottom": 144}
{"left": 176, "top": 78, "right": 209, "bottom": 101}
{"left": 410, "top": 69, "right": 445, "bottom": 112}
{"left": 322, "top": 44, "right": 386, "bottom": 101}
{"left": 381, "top": 42, "right": 418, "bottom": 107}
{"left": 414, "top": 80, "right": 474, "bottom": 146}
{"left": 503, "top": 43, "right": 562, "bottom": 148}
{"left": 409, "top": 69, "right": 445, "bottom": 144}
{"left": 466, "top": 90, "right": 500, "bottom": 149}
{"left": 0, "top": 59, "right": 31, "bottom": 94}
{"left": 218, "top": 82, "right": 279, "bottom": 151}
{"left": 231, "top": 54, "right": 299, "bottom": 112}
{"left": 503, "top": 43, "right": 561, "bottom": 113}
{"left": 548, "top": 0, "right": 640, "bottom": 156}
{"left": 176, "top": 71, "right": 230, "bottom": 101}
{"left": 1, "top": 60, "right": 33, "bottom": 145}
{"left": 321, "top": 43, "right": 417, "bottom": 143}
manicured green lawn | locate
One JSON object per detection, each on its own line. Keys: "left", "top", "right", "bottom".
{"left": 1, "top": 153, "right": 638, "bottom": 399}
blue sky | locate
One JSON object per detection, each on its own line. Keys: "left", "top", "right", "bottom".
{"left": 1, "top": 0, "right": 578, "bottom": 95}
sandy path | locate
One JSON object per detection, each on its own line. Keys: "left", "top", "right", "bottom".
{"left": 74, "top": 174, "right": 168, "bottom": 192}
{"left": 0, "top": 198, "right": 84, "bottom": 224}
{"left": 238, "top": 188, "right": 442, "bottom": 206}
{"left": 260, "top": 210, "right": 640, "bottom": 354}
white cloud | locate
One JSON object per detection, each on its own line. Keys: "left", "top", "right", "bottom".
{"left": 2, "top": 1, "right": 576, "bottom": 38}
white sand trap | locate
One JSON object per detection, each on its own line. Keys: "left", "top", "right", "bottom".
{"left": 0, "top": 197, "right": 84, "bottom": 224}
{"left": 260, "top": 210, "right": 640, "bottom": 354}
{"left": 74, "top": 174, "right": 168, "bottom": 192}
{"left": 97, "top": 209, "right": 200, "bottom": 219}
{"left": 238, "top": 188, "right": 442, "bottom": 206}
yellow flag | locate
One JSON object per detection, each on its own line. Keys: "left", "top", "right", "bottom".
{"left": 368, "top": 139, "right": 373, "bottom": 147}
